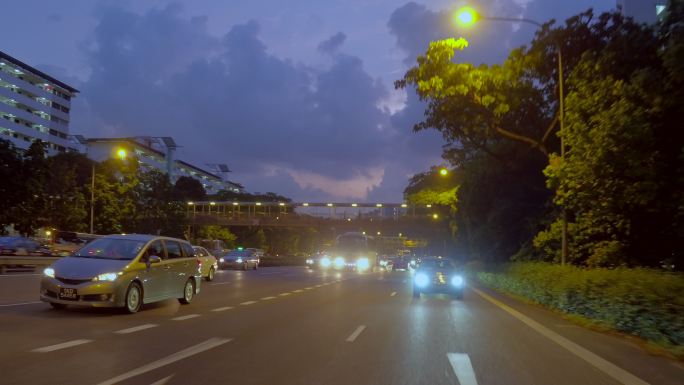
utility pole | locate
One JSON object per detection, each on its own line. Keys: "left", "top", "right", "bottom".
{"left": 90, "top": 163, "right": 95, "bottom": 234}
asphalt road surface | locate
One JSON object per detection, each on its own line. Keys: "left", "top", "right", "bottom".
{"left": 0, "top": 267, "right": 682, "bottom": 385}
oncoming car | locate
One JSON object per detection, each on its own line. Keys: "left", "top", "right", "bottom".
{"left": 40, "top": 234, "right": 202, "bottom": 313}
{"left": 413, "top": 258, "right": 464, "bottom": 299}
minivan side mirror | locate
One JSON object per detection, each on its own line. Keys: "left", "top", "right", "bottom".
{"left": 148, "top": 255, "right": 162, "bottom": 264}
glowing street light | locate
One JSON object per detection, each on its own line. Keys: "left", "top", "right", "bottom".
{"left": 116, "top": 148, "right": 127, "bottom": 160}
{"left": 454, "top": 6, "right": 478, "bottom": 27}
{"left": 439, "top": 168, "right": 448, "bottom": 176}
{"left": 432, "top": 213, "right": 439, "bottom": 220}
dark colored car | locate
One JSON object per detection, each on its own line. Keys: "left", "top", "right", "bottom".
{"left": 218, "top": 249, "right": 259, "bottom": 270}
{"left": 413, "top": 258, "right": 464, "bottom": 299}
{"left": 392, "top": 256, "right": 411, "bottom": 271}
{"left": 0, "top": 237, "right": 52, "bottom": 256}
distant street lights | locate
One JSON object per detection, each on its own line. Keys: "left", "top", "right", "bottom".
{"left": 90, "top": 148, "right": 127, "bottom": 234}
{"left": 439, "top": 168, "right": 449, "bottom": 176}
{"left": 454, "top": 6, "right": 568, "bottom": 265}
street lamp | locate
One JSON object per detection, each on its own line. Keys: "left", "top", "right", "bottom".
{"left": 453, "top": 5, "right": 568, "bottom": 265}
{"left": 439, "top": 168, "right": 448, "bottom": 176}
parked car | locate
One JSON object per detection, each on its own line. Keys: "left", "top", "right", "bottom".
{"left": 218, "top": 249, "right": 259, "bottom": 270}
{"left": 193, "top": 245, "right": 218, "bottom": 281}
{"left": 0, "top": 237, "right": 52, "bottom": 256}
{"left": 40, "top": 234, "right": 202, "bottom": 313}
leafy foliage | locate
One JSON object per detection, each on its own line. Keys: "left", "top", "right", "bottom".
{"left": 478, "top": 263, "right": 684, "bottom": 355}
{"left": 399, "top": 6, "right": 683, "bottom": 268}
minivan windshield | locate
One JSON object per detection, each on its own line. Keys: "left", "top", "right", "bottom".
{"left": 73, "top": 238, "right": 146, "bottom": 260}
{"left": 419, "top": 259, "right": 456, "bottom": 270}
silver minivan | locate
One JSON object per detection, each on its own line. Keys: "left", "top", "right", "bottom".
{"left": 40, "top": 234, "right": 202, "bottom": 313}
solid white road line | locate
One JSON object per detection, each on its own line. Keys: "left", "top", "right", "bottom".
{"left": 0, "top": 301, "right": 42, "bottom": 307}
{"left": 149, "top": 374, "right": 174, "bottom": 385}
{"left": 211, "top": 306, "right": 234, "bottom": 312}
{"left": 346, "top": 325, "right": 366, "bottom": 342}
{"left": 261, "top": 296, "right": 276, "bottom": 300}
{"left": 279, "top": 292, "right": 291, "bottom": 296}
{"left": 95, "top": 338, "right": 231, "bottom": 385}
{"left": 32, "top": 339, "right": 93, "bottom": 353}
{"left": 390, "top": 291, "right": 397, "bottom": 297}
{"left": 447, "top": 353, "right": 479, "bottom": 385}
{"left": 240, "top": 301, "right": 257, "bottom": 305}
{"left": 115, "top": 324, "right": 158, "bottom": 334}
{"left": 472, "top": 287, "right": 650, "bottom": 385}
{"left": 171, "top": 314, "right": 200, "bottom": 321}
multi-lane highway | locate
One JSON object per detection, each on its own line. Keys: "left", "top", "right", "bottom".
{"left": 0, "top": 267, "right": 682, "bottom": 385}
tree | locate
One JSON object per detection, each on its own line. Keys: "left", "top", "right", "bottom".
{"left": 13, "top": 140, "right": 50, "bottom": 235}
{"left": 539, "top": 4, "right": 684, "bottom": 267}
{"left": 46, "top": 152, "right": 92, "bottom": 232}
{"left": 173, "top": 176, "right": 206, "bottom": 202}
{"left": 198, "top": 226, "right": 237, "bottom": 249}
{"left": 134, "top": 170, "right": 186, "bottom": 237}
{"left": 0, "top": 139, "right": 24, "bottom": 234}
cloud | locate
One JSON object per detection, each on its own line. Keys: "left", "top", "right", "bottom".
{"left": 317, "top": 32, "right": 347, "bottom": 54}
{"left": 72, "top": 3, "right": 424, "bottom": 202}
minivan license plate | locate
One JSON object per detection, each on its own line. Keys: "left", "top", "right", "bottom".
{"left": 59, "top": 287, "right": 77, "bottom": 300}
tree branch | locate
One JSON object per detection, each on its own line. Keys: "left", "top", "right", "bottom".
{"left": 495, "top": 127, "right": 549, "bottom": 156}
{"left": 540, "top": 113, "right": 559, "bottom": 146}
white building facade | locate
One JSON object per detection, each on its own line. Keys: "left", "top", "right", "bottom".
{"left": 0, "top": 50, "right": 78, "bottom": 154}
{"left": 80, "top": 137, "right": 244, "bottom": 194}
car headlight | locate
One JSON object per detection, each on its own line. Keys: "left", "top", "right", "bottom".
{"left": 451, "top": 275, "right": 464, "bottom": 287}
{"left": 379, "top": 260, "right": 387, "bottom": 266}
{"left": 236, "top": 258, "right": 243, "bottom": 263}
{"left": 356, "top": 257, "right": 370, "bottom": 270}
{"left": 306, "top": 258, "right": 314, "bottom": 264}
{"left": 219, "top": 257, "right": 225, "bottom": 263}
{"left": 333, "top": 257, "right": 345, "bottom": 268}
{"left": 43, "top": 267, "right": 55, "bottom": 278}
{"left": 414, "top": 273, "right": 429, "bottom": 288}
{"left": 320, "top": 257, "right": 331, "bottom": 268}
{"left": 93, "top": 272, "right": 119, "bottom": 282}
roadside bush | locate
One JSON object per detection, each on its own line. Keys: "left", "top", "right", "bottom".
{"left": 477, "top": 263, "right": 684, "bottom": 350}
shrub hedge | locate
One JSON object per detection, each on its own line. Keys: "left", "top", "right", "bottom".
{"left": 477, "top": 263, "right": 684, "bottom": 350}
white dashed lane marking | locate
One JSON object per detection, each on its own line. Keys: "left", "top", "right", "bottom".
{"left": 32, "top": 339, "right": 93, "bottom": 353}
{"left": 293, "top": 289, "right": 304, "bottom": 293}
{"left": 346, "top": 325, "right": 366, "bottom": 342}
{"left": 447, "top": 353, "right": 479, "bottom": 385}
{"left": 390, "top": 291, "right": 397, "bottom": 297}
{"left": 279, "top": 292, "right": 291, "bottom": 296}
{"left": 172, "top": 314, "right": 200, "bottom": 321}
{"left": 261, "top": 296, "right": 276, "bottom": 300}
{"left": 211, "top": 306, "right": 234, "bottom": 312}
{"left": 95, "top": 338, "right": 231, "bottom": 385}
{"left": 240, "top": 301, "right": 257, "bottom": 306}
{"left": 115, "top": 324, "right": 158, "bottom": 334}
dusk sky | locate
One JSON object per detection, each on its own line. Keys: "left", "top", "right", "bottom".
{"left": 4, "top": 0, "right": 614, "bottom": 202}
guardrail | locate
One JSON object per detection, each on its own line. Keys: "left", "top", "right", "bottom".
{"left": 0, "top": 256, "right": 60, "bottom": 274}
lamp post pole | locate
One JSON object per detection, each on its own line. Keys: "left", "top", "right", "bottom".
{"left": 456, "top": 11, "right": 567, "bottom": 264}
{"left": 90, "top": 163, "right": 95, "bottom": 234}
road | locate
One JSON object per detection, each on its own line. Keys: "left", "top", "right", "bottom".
{"left": 0, "top": 267, "right": 682, "bottom": 385}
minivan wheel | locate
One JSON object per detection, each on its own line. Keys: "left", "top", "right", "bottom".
{"left": 179, "top": 279, "right": 195, "bottom": 304}
{"left": 125, "top": 282, "right": 143, "bottom": 314}
{"left": 50, "top": 302, "right": 67, "bottom": 310}
{"left": 206, "top": 267, "right": 215, "bottom": 282}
